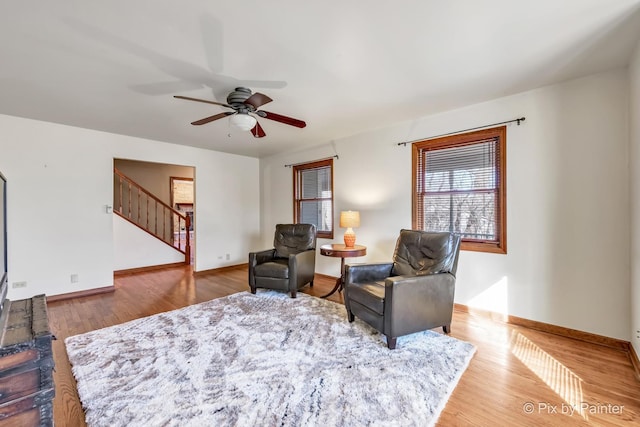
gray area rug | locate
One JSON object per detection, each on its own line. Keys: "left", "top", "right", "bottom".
{"left": 65, "top": 290, "right": 476, "bottom": 427}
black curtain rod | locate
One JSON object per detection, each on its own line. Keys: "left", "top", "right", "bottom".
{"left": 284, "top": 155, "right": 339, "bottom": 168}
{"left": 397, "top": 117, "right": 526, "bottom": 146}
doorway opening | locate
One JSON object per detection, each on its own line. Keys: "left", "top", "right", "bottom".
{"left": 113, "top": 159, "right": 196, "bottom": 270}
{"left": 171, "top": 177, "right": 194, "bottom": 265}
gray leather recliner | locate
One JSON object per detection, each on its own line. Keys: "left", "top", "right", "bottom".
{"left": 248, "top": 224, "right": 317, "bottom": 298}
{"left": 344, "top": 229, "right": 461, "bottom": 349}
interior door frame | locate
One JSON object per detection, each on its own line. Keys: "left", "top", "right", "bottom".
{"left": 169, "top": 176, "right": 194, "bottom": 251}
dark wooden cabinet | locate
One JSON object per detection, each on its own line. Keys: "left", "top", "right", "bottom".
{"left": 0, "top": 295, "right": 54, "bottom": 427}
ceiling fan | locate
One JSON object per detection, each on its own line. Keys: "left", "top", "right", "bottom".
{"left": 174, "top": 87, "right": 306, "bottom": 138}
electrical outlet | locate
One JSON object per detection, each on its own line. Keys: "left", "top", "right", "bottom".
{"left": 12, "top": 281, "right": 27, "bottom": 289}
{"left": 70, "top": 274, "right": 79, "bottom": 283}
{"left": 226, "top": 253, "right": 230, "bottom": 261}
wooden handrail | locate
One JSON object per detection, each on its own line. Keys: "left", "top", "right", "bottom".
{"left": 114, "top": 168, "right": 185, "bottom": 218}
{"left": 113, "top": 168, "right": 191, "bottom": 264}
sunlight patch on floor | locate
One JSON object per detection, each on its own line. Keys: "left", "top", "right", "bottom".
{"left": 511, "top": 331, "right": 587, "bottom": 420}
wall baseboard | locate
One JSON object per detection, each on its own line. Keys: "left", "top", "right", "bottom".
{"left": 193, "top": 263, "right": 248, "bottom": 276}
{"left": 627, "top": 343, "right": 640, "bottom": 381}
{"left": 454, "top": 303, "right": 629, "bottom": 351}
{"left": 314, "top": 273, "right": 338, "bottom": 281}
{"left": 47, "top": 285, "right": 115, "bottom": 303}
{"left": 114, "top": 262, "right": 187, "bottom": 276}
{"left": 455, "top": 303, "right": 640, "bottom": 380}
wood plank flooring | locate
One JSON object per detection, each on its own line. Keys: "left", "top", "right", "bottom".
{"left": 47, "top": 265, "right": 640, "bottom": 426}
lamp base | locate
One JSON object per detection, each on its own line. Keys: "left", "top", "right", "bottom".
{"left": 344, "top": 228, "right": 356, "bottom": 248}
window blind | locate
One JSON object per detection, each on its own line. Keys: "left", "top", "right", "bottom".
{"left": 416, "top": 137, "right": 501, "bottom": 243}
{"left": 293, "top": 159, "right": 333, "bottom": 237}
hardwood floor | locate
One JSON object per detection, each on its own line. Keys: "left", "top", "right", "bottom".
{"left": 48, "top": 265, "right": 640, "bottom": 426}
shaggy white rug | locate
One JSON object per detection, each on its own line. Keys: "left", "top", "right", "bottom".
{"left": 65, "top": 290, "right": 476, "bottom": 427}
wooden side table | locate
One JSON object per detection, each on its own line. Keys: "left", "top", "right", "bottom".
{"left": 319, "top": 243, "right": 366, "bottom": 298}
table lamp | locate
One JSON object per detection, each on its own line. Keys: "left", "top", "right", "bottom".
{"left": 340, "top": 210, "right": 360, "bottom": 248}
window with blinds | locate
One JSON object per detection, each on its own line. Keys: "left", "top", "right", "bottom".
{"left": 412, "top": 126, "right": 506, "bottom": 254}
{"left": 293, "top": 158, "right": 333, "bottom": 238}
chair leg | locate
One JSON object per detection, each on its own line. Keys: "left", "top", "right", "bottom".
{"left": 347, "top": 311, "right": 354, "bottom": 322}
{"left": 309, "top": 280, "right": 314, "bottom": 288}
{"left": 387, "top": 337, "right": 397, "bottom": 350}
{"left": 443, "top": 324, "right": 451, "bottom": 334}
{"left": 250, "top": 286, "right": 256, "bottom": 294}
{"left": 290, "top": 290, "right": 297, "bottom": 298}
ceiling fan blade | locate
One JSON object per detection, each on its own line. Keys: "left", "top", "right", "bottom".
{"left": 251, "top": 121, "right": 266, "bottom": 138}
{"left": 174, "top": 95, "right": 232, "bottom": 108}
{"left": 244, "top": 92, "right": 273, "bottom": 109}
{"left": 257, "top": 110, "right": 306, "bottom": 128}
{"left": 191, "top": 112, "right": 233, "bottom": 125}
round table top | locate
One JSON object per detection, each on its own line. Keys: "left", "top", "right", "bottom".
{"left": 320, "top": 243, "right": 366, "bottom": 258}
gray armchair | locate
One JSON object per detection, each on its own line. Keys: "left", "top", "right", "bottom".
{"left": 344, "top": 229, "right": 461, "bottom": 349}
{"left": 249, "top": 224, "right": 317, "bottom": 298}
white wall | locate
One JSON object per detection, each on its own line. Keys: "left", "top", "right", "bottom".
{"left": 113, "top": 215, "right": 184, "bottom": 269}
{"left": 0, "top": 115, "right": 260, "bottom": 299}
{"left": 630, "top": 41, "right": 640, "bottom": 354}
{"left": 260, "top": 68, "right": 631, "bottom": 340}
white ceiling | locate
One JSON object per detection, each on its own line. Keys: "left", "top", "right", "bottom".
{"left": 2, "top": 1, "right": 640, "bottom": 158}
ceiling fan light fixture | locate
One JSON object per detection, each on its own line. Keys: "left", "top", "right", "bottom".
{"left": 229, "top": 113, "right": 257, "bottom": 131}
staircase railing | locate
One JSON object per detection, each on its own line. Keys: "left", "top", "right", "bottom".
{"left": 113, "top": 168, "right": 191, "bottom": 264}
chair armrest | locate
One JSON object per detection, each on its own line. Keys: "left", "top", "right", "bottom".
{"left": 384, "top": 273, "right": 455, "bottom": 294}
{"left": 249, "top": 249, "right": 276, "bottom": 267}
{"left": 345, "top": 262, "right": 394, "bottom": 284}
{"left": 383, "top": 273, "right": 456, "bottom": 336}
{"left": 384, "top": 273, "right": 456, "bottom": 320}
{"left": 291, "top": 249, "right": 316, "bottom": 264}
{"left": 248, "top": 249, "right": 277, "bottom": 291}
{"left": 384, "top": 273, "right": 456, "bottom": 308}
{"left": 289, "top": 249, "right": 316, "bottom": 289}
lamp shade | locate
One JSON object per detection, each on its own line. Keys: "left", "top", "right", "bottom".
{"left": 339, "top": 211, "right": 360, "bottom": 228}
{"left": 230, "top": 113, "right": 257, "bottom": 131}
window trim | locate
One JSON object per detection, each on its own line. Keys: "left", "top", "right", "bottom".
{"left": 293, "top": 158, "right": 334, "bottom": 239}
{"left": 412, "top": 126, "right": 507, "bottom": 254}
